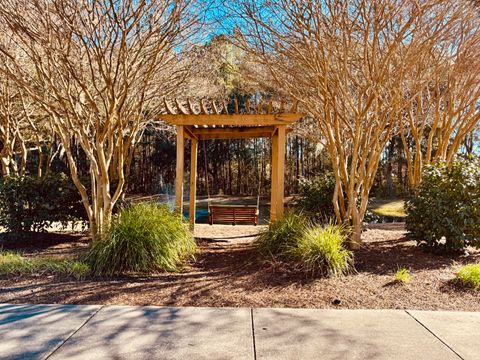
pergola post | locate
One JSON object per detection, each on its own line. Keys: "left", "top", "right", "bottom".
{"left": 270, "top": 131, "right": 278, "bottom": 221}
{"left": 276, "top": 125, "right": 286, "bottom": 219}
{"left": 270, "top": 125, "right": 286, "bottom": 221}
{"left": 175, "top": 125, "right": 184, "bottom": 214}
{"left": 189, "top": 138, "right": 198, "bottom": 228}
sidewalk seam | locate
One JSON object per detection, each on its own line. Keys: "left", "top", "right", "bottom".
{"left": 405, "top": 310, "right": 464, "bottom": 360}
{"left": 43, "top": 305, "right": 104, "bottom": 360}
{"left": 250, "top": 308, "right": 257, "bottom": 360}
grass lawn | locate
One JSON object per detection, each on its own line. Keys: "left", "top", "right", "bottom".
{"left": 369, "top": 198, "right": 407, "bottom": 218}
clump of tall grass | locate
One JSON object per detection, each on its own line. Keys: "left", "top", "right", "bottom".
{"left": 255, "top": 213, "right": 354, "bottom": 276}
{"left": 456, "top": 263, "right": 480, "bottom": 290}
{"left": 289, "top": 223, "right": 353, "bottom": 276}
{"left": 0, "top": 251, "right": 90, "bottom": 279}
{"left": 85, "top": 203, "right": 196, "bottom": 276}
{"left": 255, "top": 211, "right": 309, "bottom": 258}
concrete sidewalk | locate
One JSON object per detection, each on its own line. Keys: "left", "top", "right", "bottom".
{"left": 0, "top": 304, "right": 478, "bottom": 360}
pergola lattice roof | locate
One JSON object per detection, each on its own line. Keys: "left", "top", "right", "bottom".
{"left": 160, "top": 98, "right": 304, "bottom": 140}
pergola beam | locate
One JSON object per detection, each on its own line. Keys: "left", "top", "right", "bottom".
{"left": 188, "top": 126, "right": 292, "bottom": 140}
{"left": 191, "top": 126, "right": 276, "bottom": 135}
{"left": 160, "top": 113, "right": 301, "bottom": 126}
{"left": 196, "top": 132, "right": 274, "bottom": 140}
{"left": 183, "top": 126, "right": 197, "bottom": 140}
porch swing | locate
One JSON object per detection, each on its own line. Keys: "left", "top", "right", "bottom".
{"left": 203, "top": 140, "right": 260, "bottom": 226}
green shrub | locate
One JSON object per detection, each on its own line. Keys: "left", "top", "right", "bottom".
{"left": 394, "top": 267, "right": 411, "bottom": 285}
{"left": 289, "top": 223, "right": 353, "bottom": 276}
{"left": 456, "top": 263, "right": 480, "bottom": 290}
{"left": 406, "top": 157, "right": 480, "bottom": 252}
{"left": 0, "top": 251, "right": 90, "bottom": 279}
{"left": 298, "top": 174, "right": 336, "bottom": 220}
{"left": 0, "top": 173, "right": 86, "bottom": 234}
{"left": 255, "top": 211, "right": 309, "bottom": 257}
{"left": 85, "top": 203, "right": 196, "bottom": 276}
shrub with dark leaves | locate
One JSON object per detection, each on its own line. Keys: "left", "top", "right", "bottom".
{"left": 0, "top": 173, "right": 86, "bottom": 234}
{"left": 406, "top": 157, "right": 480, "bottom": 252}
{"left": 298, "top": 174, "right": 336, "bottom": 221}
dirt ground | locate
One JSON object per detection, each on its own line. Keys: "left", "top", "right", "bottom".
{"left": 1, "top": 223, "right": 479, "bottom": 310}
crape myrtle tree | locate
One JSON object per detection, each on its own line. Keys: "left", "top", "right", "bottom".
{"left": 0, "top": 0, "right": 205, "bottom": 238}
{"left": 0, "top": 76, "right": 25, "bottom": 177}
{"left": 0, "top": 70, "right": 42, "bottom": 177}
{"left": 236, "top": 0, "right": 474, "bottom": 248}
{"left": 399, "top": 8, "right": 480, "bottom": 187}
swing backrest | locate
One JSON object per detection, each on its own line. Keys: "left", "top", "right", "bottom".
{"left": 208, "top": 204, "right": 259, "bottom": 226}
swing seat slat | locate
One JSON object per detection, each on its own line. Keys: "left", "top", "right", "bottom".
{"left": 208, "top": 205, "right": 259, "bottom": 226}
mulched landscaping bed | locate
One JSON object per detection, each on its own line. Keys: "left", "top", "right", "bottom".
{"left": 1, "top": 223, "right": 479, "bottom": 310}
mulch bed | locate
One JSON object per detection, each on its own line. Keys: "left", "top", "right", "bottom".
{"left": 1, "top": 223, "right": 479, "bottom": 310}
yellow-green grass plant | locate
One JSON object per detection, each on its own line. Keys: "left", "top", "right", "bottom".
{"left": 289, "top": 223, "right": 354, "bottom": 276}
{"left": 456, "top": 263, "right": 480, "bottom": 290}
{"left": 256, "top": 213, "right": 354, "bottom": 277}
{"left": 255, "top": 211, "right": 310, "bottom": 258}
{"left": 85, "top": 203, "right": 196, "bottom": 276}
{"left": 0, "top": 251, "right": 90, "bottom": 279}
{"left": 394, "top": 267, "right": 411, "bottom": 285}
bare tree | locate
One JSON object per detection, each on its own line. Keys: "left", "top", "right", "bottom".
{"left": 0, "top": 77, "right": 21, "bottom": 176}
{"left": 0, "top": 72, "right": 39, "bottom": 177}
{"left": 236, "top": 0, "right": 477, "bottom": 247}
{"left": 400, "top": 11, "right": 480, "bottom": 187}
{"left": 0, "top": 0, "right": 205, "bottom": 238}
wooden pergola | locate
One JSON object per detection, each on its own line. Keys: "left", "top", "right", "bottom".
{"left": 160, "top": 98, "right": 304, "bottom": 227}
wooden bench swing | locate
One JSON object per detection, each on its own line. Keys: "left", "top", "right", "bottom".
{"left": 159, "top": 97, "right": 304, "bottom": 229}
{"left": 208, "top": 203, "right": 259, "bottom": 226}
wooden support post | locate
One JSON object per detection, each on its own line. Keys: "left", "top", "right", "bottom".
{"left": 189, "top": 138, "right": 198, "bottom": 228}
{"left": 276, "top": 125, "right": 286, "bottom": 219}
{"left": 175, "top": 125, "right": 185, "bottom": 215}
{"left": 270, "top": 132, "right": 278, "bottom": 221}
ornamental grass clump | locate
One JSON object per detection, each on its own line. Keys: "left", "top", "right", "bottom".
{"left": 289, "top": 223, "right": 354, "bottom": 276}
{"left": 256, "top": 213, "right": 353, "bottom": 276}
{"left": 456, "top": 263, "right": 480, "bottom": 290}
{"left": 255, "top": 211, "right": 309, "bottom": 258}
{"left": 85, "top": 203, "right": 196, "bottom": 276}
{"left": 394, "top": 267, "right": 411, "bottom": 285}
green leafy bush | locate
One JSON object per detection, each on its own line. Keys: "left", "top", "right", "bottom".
{"left": 297, "top": 174, "right": 336, "bottom": 220}
{"left": 0, "top": 173, "right": 86, "bottom": 234}
{"left": 289, "top": 223, "right": 353, "bottom": 276}
{"left": 85, "top": 203, "right": 196, "bottom": 276}
{"left": 0, "top": 251, "right": 90, "bottom": 279}
{"left": 255, "top": 211, "right": 309, "bottom": 257}
{"left": 256, "top": 213, "right": 353, "bottom": 276}
{"left": 394, "top": 267, "right": 411, "bottom": 285}
{"left": 456, "top": 263, "right": 480, "bottom": 290}
{"left": 406, "top": 157, "right": 480, "bottom": 252}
